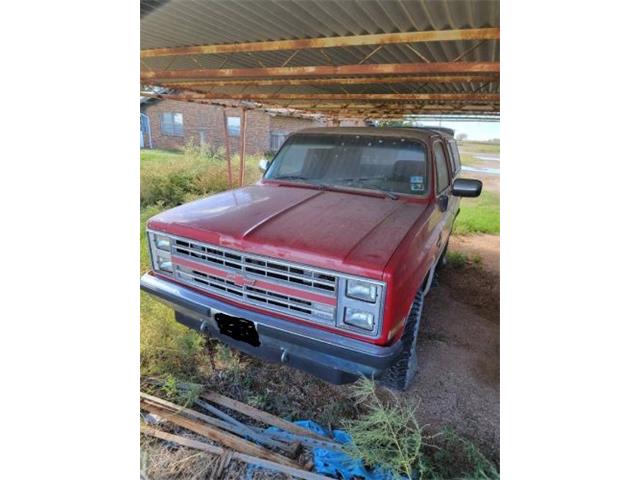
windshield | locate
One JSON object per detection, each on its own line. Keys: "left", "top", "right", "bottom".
{"left": 265, "top": 133, "right": 429, "bottom": 196}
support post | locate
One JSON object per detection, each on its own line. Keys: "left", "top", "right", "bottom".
{"left": 222, "top": 109, "right": 232, "bottom": 187}
{"left": 239, "top": 109, "right": 247, "bottom": 186}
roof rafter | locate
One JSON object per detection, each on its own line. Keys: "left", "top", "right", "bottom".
{"left": 141, "top": 62, "right": 499, "bottom": 80}
{"left": 141, "top": 27, "right": 499, "bottom": 58}
{"left": 147, "top": 92, "right": 499, "bottom": 102}
{"left": 159, "top": 74, "right": 498, "bottom": 88}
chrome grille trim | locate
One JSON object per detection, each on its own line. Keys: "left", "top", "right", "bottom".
{"left": 175, "top": 265, "right": 335, "bottom": 323}
{"left": 172, "top": 238, "right": 338, "bottom": 293}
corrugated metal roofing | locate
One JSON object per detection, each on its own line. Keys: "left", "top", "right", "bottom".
{"left": 140, "top": 0, "right": 499, "bottom": 118}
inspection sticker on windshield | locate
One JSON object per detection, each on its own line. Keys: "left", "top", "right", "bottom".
{"left": 410, "top": 176, "right": 424, "bottom": 192}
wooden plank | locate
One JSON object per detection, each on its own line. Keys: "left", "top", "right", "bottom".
{"left": 201, "top": 391, "right": 327, "bottom": 441}
{"left": 140, "top": 392, "right": 293, "bottom": 453}
{"left": 140, "top": 400, "right": 300, "bottom": 468}
{"left": 193, "top": 399, "right": 294, "bottom": 453}
{"left": 140, "top": 62, "right": 500, "bottom": 80}
{"left": 141, "top": 28, "right": 499, "bottom": 58}
{"left": 141, "top": 426, "right": 333, "bottom": 480}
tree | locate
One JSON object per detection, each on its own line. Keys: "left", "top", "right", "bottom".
{"left": 456, "top": 132, "right": 468, "bottom": 141}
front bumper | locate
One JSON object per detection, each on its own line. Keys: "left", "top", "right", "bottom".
{"left": 140, "top": 273, "right": 402, "bottom": 384}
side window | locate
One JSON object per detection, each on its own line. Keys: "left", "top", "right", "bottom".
{"left": 448, "top": 140, "right": 461, "bottom": 173}
{"left": 433, "top": 141, "right": 451, "bottom": 193}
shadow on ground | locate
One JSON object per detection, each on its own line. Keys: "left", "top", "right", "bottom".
{"left": 406, "top": 234, "right": 500, "bottom": 463}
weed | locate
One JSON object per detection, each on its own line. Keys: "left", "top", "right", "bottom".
{"left": 247, "top": 393, "right": 269, "bottom": 410}
{"left": 431, "top": 427, "right": 499, "bottom": 480}
{"left": 447, "top": 251, "right": 468, "bottom": 268}
{"left": 472, "top": 254, "right": 483, "bottom": 265}
{"left": 213, "top": 344, "right": 245, "bottom": 380}
{"left": 343, "top": 379, "right": 432, "bottom": 479}
{"left": 140, "top": 148, "right": 263, "bottom": 208}
{"left": 160, "top": 375, "right": 203, "bottom": 407}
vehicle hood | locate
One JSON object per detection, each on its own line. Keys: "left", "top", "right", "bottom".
{"left": 148, "top": 184, "right": 426, "bottom": 279}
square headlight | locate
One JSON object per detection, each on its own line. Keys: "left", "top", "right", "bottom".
{"left": 155, "top": 234, "right": 171, "bottom": 251}
{"left": 344, "top": 308, "right": 374, "bottom": 331}
{"left": 346, "top": 279, "right": 377, "bottom": 303}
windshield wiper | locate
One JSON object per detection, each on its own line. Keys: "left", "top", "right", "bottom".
{"left": 272, "top": 175, "right": 309, "bottom": 181}
{"left": 333, "top": 177, "right": 399, "bottom": 200}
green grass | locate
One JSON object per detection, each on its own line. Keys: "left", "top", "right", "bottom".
{"left": 140, "top": 205, "right": 211, "bottom": 380}
{"left": 454, "top": 191, "right": 500, "bottom": 235}
{"left": 446, "top": 251, "right": 469, "bottom": 268}
{"left": 139, "top": 143, "right": 264, "bottom": 381}
{"left": 459, "top": 141, "right": 500, "bottom": 155}
{"left": 460, "top": 153, "right": 482, "bottom": 167}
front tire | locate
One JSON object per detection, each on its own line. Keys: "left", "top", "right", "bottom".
{"left": 379, "top": 290, "right": 425, "bottom": 391}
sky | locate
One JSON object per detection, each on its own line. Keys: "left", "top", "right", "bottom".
{"left": 415, "top": 119, "right": 500, "bottom": 141}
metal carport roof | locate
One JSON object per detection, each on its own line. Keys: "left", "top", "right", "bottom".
{"left": 140, "top": 0, "right": 499, "bottom": 120}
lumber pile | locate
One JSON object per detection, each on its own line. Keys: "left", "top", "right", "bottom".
{"left": 140, "top": 387, "right": 340, "bottom": 480}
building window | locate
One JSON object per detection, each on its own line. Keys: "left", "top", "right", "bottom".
{"left": 227, "top": 116, "right": 241, "bottom": 136}
{"left": 160, "top": 112, "right": 183, "bottom": 136}
{"left": 270, "top": 132, "right": 287, "bottom": 151}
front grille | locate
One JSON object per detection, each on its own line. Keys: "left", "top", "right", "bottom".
{"left": 174, "top": 239, "right": 337, "bottom": 294}
{"left": 170, "top": 237, "right": 337, "bottom": 323}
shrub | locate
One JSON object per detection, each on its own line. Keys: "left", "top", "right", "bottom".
{"left": 140, "top": 148, "right": 263, "bottom": 208}
{"left": 343, "top": 379, "right": 430, "bottom": 479}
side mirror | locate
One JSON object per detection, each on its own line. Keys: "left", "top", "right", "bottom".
{"left": 451, "top": 178, "right": 482, "bottom": 198}
{"left": 258, "top": 158, "right": 270, "bottom": 172}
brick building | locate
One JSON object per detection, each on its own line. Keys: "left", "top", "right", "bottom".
{"left": 140, "top": 98, "right": 327, "bottom": 155}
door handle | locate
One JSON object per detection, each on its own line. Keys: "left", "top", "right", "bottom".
{"left": 437, "top": 232, "right": 442, "bottom": 248}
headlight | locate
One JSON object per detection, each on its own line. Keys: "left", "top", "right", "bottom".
{"left": 344, "top": 308, "right": 374, "bottom": 331}
{"left": 346, "top": 279, "right": 377, "bottom": 303}
{"left": 158, "top": 255, "right": 173, "bottom": 273}
{"left": 148, "top": 231, "right": 174, "bottom": 275}
{"left": 155, "top": 234, "right": 171, "bottom": 251}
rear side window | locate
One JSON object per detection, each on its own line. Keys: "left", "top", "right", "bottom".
{"left": 447, "top": 141, "right": 461, "bottom": 174}
{"left": 433, "top": 142, "right": 450, "bottom": 193}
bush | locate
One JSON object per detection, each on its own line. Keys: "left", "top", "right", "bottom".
{"left": 343, "top": 379, "right": 430, "bottom": 479}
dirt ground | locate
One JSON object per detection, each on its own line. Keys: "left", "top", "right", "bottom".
{"left": 407, "top": 234, "right": 500, "bottom": 463}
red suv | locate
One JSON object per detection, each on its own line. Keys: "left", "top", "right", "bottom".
{"left": 141, "top": 127, "right": 481, "bottom": 390}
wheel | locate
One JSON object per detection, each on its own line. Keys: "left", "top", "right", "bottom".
{"left": 379, "top": 290, "right": 425, "bottom": 391}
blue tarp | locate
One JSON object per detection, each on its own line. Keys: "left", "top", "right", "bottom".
{"left": 245, "top": 420, "right": 399, "bottom": 480}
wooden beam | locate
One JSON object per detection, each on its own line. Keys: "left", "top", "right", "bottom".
{"left": 141, "top": 392, "right": 293, "bottom": 454}
{"left": 160, "top": 74, "right": 498, "bottom": 88}
{"left": 145, "top": 92, "right": 499, "bottom": 102}
{"left": 141, "top": 28, "right": 500, "bottom": 58}
{"left": 201, "top": 391, "right": 327, "bottom": 441}
{"left": 141, "top": 426, "right": 333, "bottom": 480}
{"left": 140, "top": 400, "right": 300, "bottom": 468}
{"left": 140, "top": 62, "right": 499, "bottom": 80}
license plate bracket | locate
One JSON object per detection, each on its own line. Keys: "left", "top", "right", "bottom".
{"left": 214, "top": 312, "right": 260, "bottom": 347}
